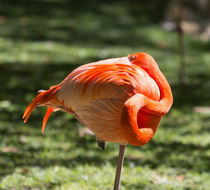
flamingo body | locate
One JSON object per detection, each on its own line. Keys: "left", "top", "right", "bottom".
{"left": 23, "top": 53, "right": 173, "bottom": 146}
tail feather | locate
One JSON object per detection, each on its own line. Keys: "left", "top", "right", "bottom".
{"left": 23, "top": 92, "right": 45, "bottom": 123}
{"left": 23, "top": 85, "right": 61, "bottom": 123}
{"left": 42, "top": 107, "right": 53, "bottom": 134}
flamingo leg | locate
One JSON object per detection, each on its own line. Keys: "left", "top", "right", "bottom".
{"left": 113, "top": 144, "right": 126, "bottom": 190}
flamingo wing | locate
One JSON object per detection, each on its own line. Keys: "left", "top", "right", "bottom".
{"left": 57, "top": 57, "right": 160, "bottom": 143}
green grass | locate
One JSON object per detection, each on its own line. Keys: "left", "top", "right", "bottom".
{"left": 1, "top": 0, "right": 210, "bottom": 189}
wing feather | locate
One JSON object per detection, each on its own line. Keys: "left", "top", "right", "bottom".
{"left": 77, "top": 98, "right": 126, "bottom": 143}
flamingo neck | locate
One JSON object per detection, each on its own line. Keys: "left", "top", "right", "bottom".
{"left": 143, "top": 65, "right": 173, "bottom": 115}
{"left": 152, "top": 68, "right": 172, "bottom": 101}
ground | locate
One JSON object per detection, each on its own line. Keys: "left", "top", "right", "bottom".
{"left": 0, "top": 0, "right": 210, "bottom": 189}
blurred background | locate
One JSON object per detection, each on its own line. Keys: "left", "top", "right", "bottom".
{"left": 0, "top": 0, "right": 210, "bottom": 189}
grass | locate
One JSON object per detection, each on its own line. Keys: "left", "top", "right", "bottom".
{"left": 0, "top": 0, "right": 210, "bottom": 189}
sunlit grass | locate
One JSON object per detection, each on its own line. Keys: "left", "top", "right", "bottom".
{"left": 0, "top": 0, "right": 210, "bottom": 189}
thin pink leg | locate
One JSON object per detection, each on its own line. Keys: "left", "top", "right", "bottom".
{"left": 113, "top": 144, "right": 126, "bottom": 190}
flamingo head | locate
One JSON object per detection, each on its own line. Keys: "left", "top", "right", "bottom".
{"left": 128, "top": 52, "right": 159, "bottom": 72}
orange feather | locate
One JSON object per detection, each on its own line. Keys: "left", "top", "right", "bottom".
{"left": 42, "top": 107, "right": 53, "bottom": 134}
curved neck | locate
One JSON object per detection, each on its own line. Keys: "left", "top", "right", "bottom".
{"left": 130, "top": 53, "right": 173, "bottom": 114}
{"left": 152, "top": 67, "right": 172, "bottom": 104}
{"left": 144, "top": 66, "right": 173, "bottom": 115}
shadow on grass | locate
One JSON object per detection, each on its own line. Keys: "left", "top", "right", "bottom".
{"left": 171, "top": 71, "right": 210, "bottom": 108}
{"left": 0, "top": 0, "right": 175, "bottom": 63}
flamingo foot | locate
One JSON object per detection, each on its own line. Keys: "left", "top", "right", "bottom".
{"left": 97, "top": 140, "right": 106, "bottom": 150}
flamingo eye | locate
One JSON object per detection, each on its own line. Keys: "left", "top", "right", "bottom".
{"left": 128, "top": 55, "right": 136, "bottom": 62}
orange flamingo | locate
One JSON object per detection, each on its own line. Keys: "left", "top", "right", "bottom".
{"left": 23, "top": 52, "right": 173, "bottom": 190}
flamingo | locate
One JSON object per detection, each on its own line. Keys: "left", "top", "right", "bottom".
{"left": 23, "top": 52, "right": 173, "bottom": 190}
